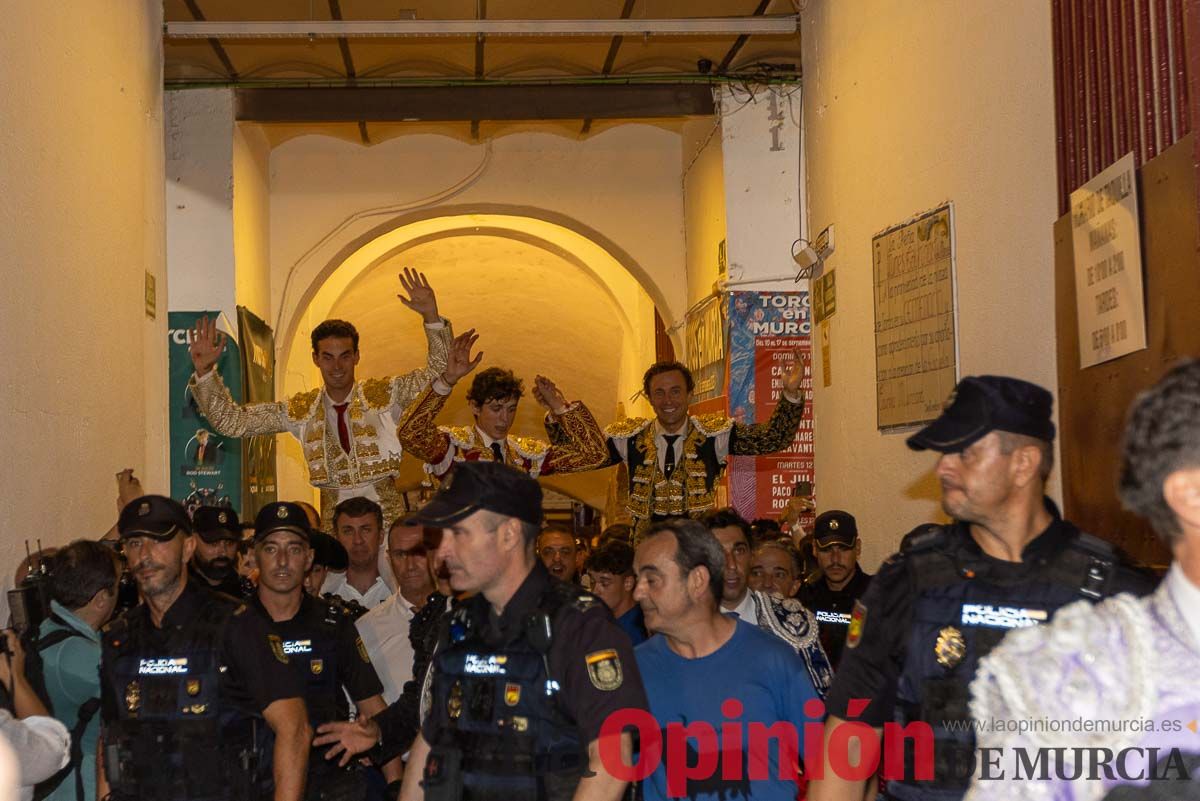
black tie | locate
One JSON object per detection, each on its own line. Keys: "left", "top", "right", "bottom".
{"left": 662, "top": 435, "right": 680, "bottom": 480}
{"left": 490, "top": 441, "right": 504, "bottom": 464}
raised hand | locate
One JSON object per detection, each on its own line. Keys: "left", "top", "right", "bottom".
{"left": 781, "top": 346, "right": 807, "bottom": 398}
{"left": 397, "top": 267, "right": 440, "bottom": 323}
{"left": 116, "top": 469, "right": 144, "bottom": 512}
{"left": 533, "top": 375, "right": 568, "bottom": 415}
{"left": 189, "top": 316, "right": 226, "bottom": 377}
{"left": 442, "top": 329, "right": 483, "bottom": 386}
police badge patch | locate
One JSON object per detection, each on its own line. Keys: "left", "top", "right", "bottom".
{"left": 355, "top": 636, "right": 371, "bottom": 663}
{"left": 846, "top": 600, "right": 867, "bottom": 649}
{"left": 310, "top": 659, "right": 324, "bottom": 675}
{"left": 935, "top": 626, "right": 967, "bottom": 669}
{"left": 504, "top": 683, "right": 521, "bottom": 706}
{"left": 585, "top": 649, "right": 623, "bottom": 691}
{"left": 125, "top": 681, "right": 141, "bottom": 713}
{"left": 186, "top": 679, "right": 201, "bottom": 697}
{"left": 268, "top": 634, "right": 288, "bottom": 664}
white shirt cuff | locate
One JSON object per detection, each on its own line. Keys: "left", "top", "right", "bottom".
{"left": 193, "top": 369, "right": 218, "bottom": 384}
{"left": 782, "top": 390, "right": 803, "bottom": 405}
{"left": 423, "top": 318, "right": 447, "bottom": 330}
{"left": 431, "top": 376, "right": 453, "bottom": 396}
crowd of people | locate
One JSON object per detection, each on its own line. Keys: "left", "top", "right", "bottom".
{"left": 1, "top": 274, "right": 1196, "bottom": 801}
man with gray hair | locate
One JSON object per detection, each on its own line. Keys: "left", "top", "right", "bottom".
{"left": 633, "top": 518, "right": 820, "bottom": 801}
{"left": 967, "top": 362, "right": 1200, "bottom": 800}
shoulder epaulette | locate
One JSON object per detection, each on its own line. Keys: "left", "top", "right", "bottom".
{"left": 439, "top": 425, "right": 475, "bottom": 449}
{"left": 509, "top": 435, "right": 550, "bottom": 459}
{"left": 604, "top": 417, "right": 651, "bottom": 440}
{"left": 287, "top": 387, "right": 321, "bottom": 422}
{"left": 361, "top": 377, "right": 394, "bottom": 410}
{"left": 691, "top": 413, "right": 733, "bottom": 436}
{"left": 899, "top": 523, "right": 949, "bottom": 553}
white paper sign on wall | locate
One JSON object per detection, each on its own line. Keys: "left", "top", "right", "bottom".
{"left": 1070, "top": 152, "right": 1147, "bottom": 369}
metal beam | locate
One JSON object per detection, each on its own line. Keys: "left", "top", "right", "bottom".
{"left": 181, "top": 0, "right": 238, "bottom": 80}
{"left": 235, "top": 84, "right": 715, "bottom": 123}
{"left": 718, "top": 0, "right": 773, "bottom": 73}
{"left": 583, "top": 0, "right": 638, "bottom": 135}
{"left": 167, "top": 16, "right": 798, "bottom": 39}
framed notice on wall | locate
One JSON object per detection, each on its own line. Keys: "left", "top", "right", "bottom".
{"left": 872, "top": 203, "right": 959, "bottom": 431}
{"left": 1070, "top": 152, "right": 1147, "bottom": 368}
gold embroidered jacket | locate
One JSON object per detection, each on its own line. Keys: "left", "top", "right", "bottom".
{"left": 553, "top": 394, "right": 805, "bottom": 530}
{"left": 395, "top": 385, "right": 609, "bottom": 483}
{"left": 188, "top": 322, "right": 453, "bottom": 516}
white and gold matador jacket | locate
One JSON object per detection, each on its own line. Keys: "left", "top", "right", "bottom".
{"left": 188, "top": 322, "right": 452, "bottom": 528}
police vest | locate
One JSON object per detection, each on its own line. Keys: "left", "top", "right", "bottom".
{"left": 101, "top": 596, "right": 268, "bottom": 801}
{"left": 887, "top": 523, "right": 1124, "bottom": 801}
{"left": 423, "top": 581, "right": 589, "bottom": 801}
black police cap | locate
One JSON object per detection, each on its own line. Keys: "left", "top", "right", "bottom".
{"left": 118, "top": 495, "right": 191, "bottom": 540}
{"left": 407, "top": 461, "right": 543, "bottom": 528}
{"left": 813, "top": 510, "right": 858, "bottom": 549}
{"left": 253, "top": 501, "right": 312, "bottom": 542}
{"left": 192, "top": 505, "right": 240, "bottom": 543}
{"left": 309, "top": 531, "right": 349, "bottom": 570}
{"left": 906, "top": 375, "right": 1055, "bottom": 454}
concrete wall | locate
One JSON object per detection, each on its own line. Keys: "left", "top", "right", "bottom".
{"left": 0, "top": 1, "right": 166, "bottom": 578}
{"left": 801, "top": 0, "right": 1060, "bottom": 569}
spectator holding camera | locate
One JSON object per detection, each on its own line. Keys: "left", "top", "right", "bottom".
{"left": 0, "top": 631, "right": 70, "bottom": 801}
{"left": 35, "top": 540, "right": 122, "bottom": 801}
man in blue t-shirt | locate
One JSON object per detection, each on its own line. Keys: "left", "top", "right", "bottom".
{"left": 37, "top": 540, "right": 122, "bottom": 801}
{"left": 633, "top": 518, "right": 819, "bottom": 801}
{"left": 585, "top": 539, "right": 647, "bottom": 645}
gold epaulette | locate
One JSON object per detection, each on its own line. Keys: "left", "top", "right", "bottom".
{"left": 361, "top": 377, "right": 394, "bottom": 410}
{"left": 509, "top": 435, "right": 550, "bottom": 459}
{"left": 604, "top": 417, "right": 652, "bottom": 440}
{"left": 692, "top": 413, "right": 733, "bottom": 436}
{"left": 287, "top": 388, "right": 321, "bottom": 422}
{"left": 440, "top": 425, "right": 475, "bottom": 449}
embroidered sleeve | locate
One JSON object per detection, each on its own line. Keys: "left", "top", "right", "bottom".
{"left": 728, "top": 393, "right": 806, "bottom": 456}
{"left": 541, "top": 401, "right": 614, "bottom": 474}
{"left": 188, "top": 371, "right": 289, "bottom": 437}
{"left": 381, "top": 320, "right": 454, "bottom": 423}
{"left": 395, "top": 386, "right": 452, "bottom": 466}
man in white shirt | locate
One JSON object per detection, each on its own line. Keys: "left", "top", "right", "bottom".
{"left": 356, "top": 521, "right": 437, "bottom": 704}
{"left": 321, "top": 497, "right": 393, "bottom": 608}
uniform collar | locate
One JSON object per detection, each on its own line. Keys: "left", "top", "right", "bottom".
{"left": 158, "top": 579, "right": 212, "bottom": 630}
{"left": 952, "top": 501, "right": 1072, "bottom": 563}
{"left": 251, "top": 591, "right": 312, "bottom": 625}
{"left": 474, "top": 426, "right": 506, "bottom": 449}
{"left": 474, "top": 560, "right": 551, "bottom": 644}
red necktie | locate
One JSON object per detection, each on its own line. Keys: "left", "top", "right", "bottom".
{"left": 333, "top": 403, "right": 351, "bottom": 454}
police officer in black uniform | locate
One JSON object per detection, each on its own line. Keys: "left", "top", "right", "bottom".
{"left": 191, "top": 505, "right": 255, "bottom": 599}
{"left": 98, "top": 495, "right": 311, "bottom": 801}
{"left": 313, "top": 461, "right": 650, "bottom": 801}
{"left": 798, "top": 510, "right": 873, "bottom": 668}
{"left": 251, "top": 501, "right": 389, "bottom": 801}
{"left": 809, "top": 376, "right": 1155, "bottom": 801}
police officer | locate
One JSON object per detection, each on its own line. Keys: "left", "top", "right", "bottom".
{"left": 809, "top": 376, "right": 1155, "bottom": 801}
{"left": 313, "top": 461, "right": 650, "bottom": 801}
{"left": 251, "top": 501, "right": 389, "bottom": 801}
{"left": 798, "top": 510, "right": 873, "bottom": 667}
{"left": 98, "top": 495, "right": 311, "bottom": 801}
{"left": 191, "top": 505, "right": 255, "bottom": 599}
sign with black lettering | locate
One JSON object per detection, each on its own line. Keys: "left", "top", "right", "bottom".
{"left": 872, "top": 203, "right": 958, "bottom": 430}
{"left": 1070, "top": 152, "right": 1146, "bottom": 368}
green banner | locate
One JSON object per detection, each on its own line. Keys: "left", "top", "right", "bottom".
{"left": 237, "top": 306, "right": 277, "bottom": 519}
{"left": 169, "top": 311, "right": 242, "bottom": 514}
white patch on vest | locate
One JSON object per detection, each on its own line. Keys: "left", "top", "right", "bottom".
{"left": 138, "top": 657, "right": 189, "bottom": 675}
{"left": 816, "top": 610, "right": 852, "bottom": 626}
{"left": 960, "top": 604, "right": 1048, "bottom": 629}
{"left": 283, "top": 639, "right": 313, "bottom": 655}
{"left": 463, "top": 654, "right": 507, "bottom": 676}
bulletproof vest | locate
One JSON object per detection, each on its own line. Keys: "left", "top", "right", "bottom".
{"left": 887, "top": 523, "right": 1122, "bottom": 801}
{"left": 423, "top": 581, "right": 588, "bottom": 801}
{"left": 102, "top": 596, "right": 268, "bottom": 801}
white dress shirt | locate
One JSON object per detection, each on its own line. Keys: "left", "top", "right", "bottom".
{"left": 320, "top": 571, "right": 393, "bottom": 609}
{"left": 355, "top": 591, "right": 420, "bottom": 704}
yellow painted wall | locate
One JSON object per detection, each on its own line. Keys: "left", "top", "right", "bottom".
{"left": 802, "top": 0, "right": 1060, "bottom": 570}
{"left": 233, "top": 122, "right": 273, "bottom": 322}
{"left": 0, "top": 2, "right": 166, "bottom": 572}
{"left": 682, "top": 117, "right": 728, "bottom": 309}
